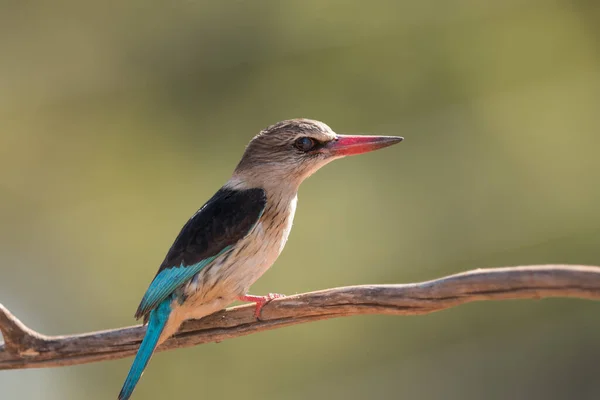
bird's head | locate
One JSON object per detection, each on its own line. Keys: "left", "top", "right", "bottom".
{"left": 233, "top": 118, "right": 403, "bottom": 189}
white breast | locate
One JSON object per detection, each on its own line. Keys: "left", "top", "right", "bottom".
{"left": 277, "top": 195, "right": 297, "bottom": 254}
{"left": 238, "top": 194, "right": 297, "bottom": 289}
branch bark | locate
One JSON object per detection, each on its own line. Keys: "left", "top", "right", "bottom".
{"left": 1, "top": 265, "right": 599, "bottom": 371}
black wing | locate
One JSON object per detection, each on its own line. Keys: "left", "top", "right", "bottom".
{"left": 134, "top": 187, "right": 267, "bottom": 319}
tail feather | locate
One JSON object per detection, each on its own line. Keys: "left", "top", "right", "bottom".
{"left": 118, "top": 299, "right": 172, "bottom": 400}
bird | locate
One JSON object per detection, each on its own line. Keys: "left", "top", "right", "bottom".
{"left": 118, "top": 118, "right": 403, "bottom": 400}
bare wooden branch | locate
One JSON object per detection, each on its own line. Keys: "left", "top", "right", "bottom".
{"left": 1, "top": 265, "right": 599, "bottom": 370}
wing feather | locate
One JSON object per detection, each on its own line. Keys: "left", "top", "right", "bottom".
{"left": 134, "top": 187, "right": 267, "bottom": 319}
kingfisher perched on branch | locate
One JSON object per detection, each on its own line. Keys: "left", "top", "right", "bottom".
{"left": 118, "top": 119, "right": 403, "bottom": 400}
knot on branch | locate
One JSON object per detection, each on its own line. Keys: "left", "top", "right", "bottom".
{"left": 0, "top": 304, "right": 48, "bottom": 356}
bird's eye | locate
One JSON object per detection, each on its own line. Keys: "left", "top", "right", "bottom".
{"left": 294, "top": 137, "right": 316, "bottom": 152}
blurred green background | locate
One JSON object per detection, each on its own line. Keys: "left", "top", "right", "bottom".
{"left": 2, "top": 0, "right": 600, "bottom": 399}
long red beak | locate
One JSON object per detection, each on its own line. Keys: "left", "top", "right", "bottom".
{"left": 327, "top": 134, "right": 403, "bottom": 157}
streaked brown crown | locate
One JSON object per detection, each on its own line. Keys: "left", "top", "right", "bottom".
{"left": 235, "top": 118, "right": 336, "bottom": 172}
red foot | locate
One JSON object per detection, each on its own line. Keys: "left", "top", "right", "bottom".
{"left": 238, "top": 293, "right": 286, "bottom": 318}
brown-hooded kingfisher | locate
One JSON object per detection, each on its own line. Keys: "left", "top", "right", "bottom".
{"left": 118, "top": 119, "right": 403, "bottom": 399}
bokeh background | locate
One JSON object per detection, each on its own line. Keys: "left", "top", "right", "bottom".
{"left": 2, "top": 1, "right": 600, "bottom": 399}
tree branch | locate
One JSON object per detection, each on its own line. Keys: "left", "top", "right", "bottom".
{"left": 1, "top": 265, "right": 599, "bottom": 370}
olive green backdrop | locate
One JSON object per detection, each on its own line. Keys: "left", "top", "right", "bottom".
{"left": 1, "top": 1, "right": 600, "bottom": 399}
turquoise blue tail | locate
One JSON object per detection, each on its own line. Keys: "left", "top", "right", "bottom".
{"left": 118, "top": 299, "right": 172, "bottom": 400}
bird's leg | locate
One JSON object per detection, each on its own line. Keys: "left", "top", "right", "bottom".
{"left": 238, "top": 293, "right": 286, "bottom": 318}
